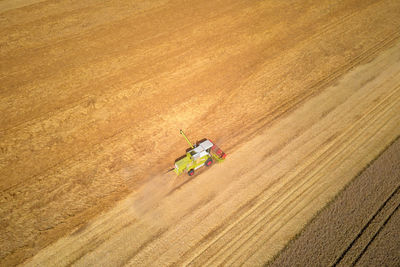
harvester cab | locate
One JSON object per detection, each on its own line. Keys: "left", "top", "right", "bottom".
{"left": 174, "top": 130, "right": 226, "bottom": 176}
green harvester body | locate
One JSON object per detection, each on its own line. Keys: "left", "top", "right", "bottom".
{"left": 174, "top": 130, "right": 226, "bottom": 176}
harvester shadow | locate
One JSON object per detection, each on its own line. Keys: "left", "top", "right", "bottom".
{"left": 167, "top": 176, "right": 196, "bottom": 197}
{"left": 167, "top": 165, "right": 211, "bottom": 197}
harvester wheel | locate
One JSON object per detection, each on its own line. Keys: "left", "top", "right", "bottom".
{"left": 205, "top": 158, "right": 213, "bottom": 167}
{"left": 188, "top": 169, "right": 194, "bottom": 176}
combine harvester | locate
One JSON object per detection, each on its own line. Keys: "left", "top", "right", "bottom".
{"left": 174, "top": 130, "right": 226, "bottom": 176}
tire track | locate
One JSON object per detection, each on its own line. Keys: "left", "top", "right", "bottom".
{"left": 352, "top": 201, "right": 400, "bottom": 266}
{"left": 269, "top": 136, "right": 400, "bottom": 267}
{"left": 332, "top": 185, "right": 400, "bottom": 267}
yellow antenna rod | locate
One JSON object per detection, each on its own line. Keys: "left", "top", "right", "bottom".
{"left": 180, "top": 129, "right": 194, "bottom": 149}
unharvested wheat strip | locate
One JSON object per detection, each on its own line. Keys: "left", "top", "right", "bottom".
{"left": 250, "top": 94, "right": 400, "bottom": 264}
{"left": 236, "top": 110, "right": 400, "bottom": 266}
{"left": 336, "top": 186, "right": 400, "bottom": 266}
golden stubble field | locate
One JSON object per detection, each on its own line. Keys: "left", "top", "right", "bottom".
{"left": 1, "top": 0, "right": 400, "bottom": 266}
